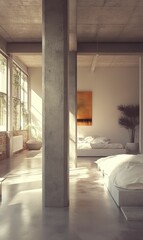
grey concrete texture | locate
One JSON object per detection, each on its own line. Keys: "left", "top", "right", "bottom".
{"left": 1, "top": 0, "right": 143, "bottom": 67}
{"left": 42, "top": 0, "right": 69, "bottom": 207}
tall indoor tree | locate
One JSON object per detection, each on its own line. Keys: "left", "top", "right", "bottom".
{"left": 117, "top": 104, "right": 139, "bottom": 143}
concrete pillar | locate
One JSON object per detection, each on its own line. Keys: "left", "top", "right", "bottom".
{"left": 139, "top": 57, "right": 143, "bottom": 153}
{"left": 68, "top": 52, "right": 77, "bottom": 168}
{"left": 42, "top": 0, "right": 69, "bottom": 207}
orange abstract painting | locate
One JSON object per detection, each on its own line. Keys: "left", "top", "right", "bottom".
{"left": 77, "top": 91, "right": 92, "bottom": 126}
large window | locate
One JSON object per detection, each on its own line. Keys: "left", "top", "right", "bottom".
{"left": 12, "top": 63, "right": 29, "bottom": 131}
{"left": 0, "top": 52, "right": 7, "bottom": 131}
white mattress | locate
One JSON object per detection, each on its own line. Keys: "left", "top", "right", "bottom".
{"left": 90, "top": 142, "right": 124, "bottom": 149}
{"left": 96, "top": 154, "right": 143, "bottom": 190}
{"left": 96, "top": 154, "right": 143, "bottom": 206}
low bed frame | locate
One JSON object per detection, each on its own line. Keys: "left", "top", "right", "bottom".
{"left": 104, "top": 175, "right": 143, "bottom": 207}
{"left": 77, "top": 148, "right": 126, "bottom": 157}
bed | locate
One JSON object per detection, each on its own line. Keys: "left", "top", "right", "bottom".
{"left": 96, "top": 154, "right": 143, "bottom": 207}
{"left": 77, "top": 136, "right": 126, "bottom": 157}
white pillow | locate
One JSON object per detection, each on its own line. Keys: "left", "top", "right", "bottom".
{"left": 84, "top": 136, "right": 95, "bottom": 143}
{"left": 91, "top": 136, "right": 110, "bottom": 144}
{"left": 90, "top": 142, "right": 106, "bottom": 149}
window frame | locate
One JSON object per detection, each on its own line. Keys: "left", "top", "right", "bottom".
{"left": 0, "top": 51, "right": 8, "bottom": 131}
{"left": 12, "top": 62, "right": 29, "bottom": 131}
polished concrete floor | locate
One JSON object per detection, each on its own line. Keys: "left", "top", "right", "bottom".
{"left": 0, "top": 150, "right": 143, "bottom": 240}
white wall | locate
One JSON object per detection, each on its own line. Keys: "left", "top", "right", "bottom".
{"left": 28, "top": 66, "right": 139, "bottom": 145}
{"left": 28, "top": 67, "right": 42, "bottom": 139}
{"left": 77, "top": 67, "right": 139, "bottom": 145}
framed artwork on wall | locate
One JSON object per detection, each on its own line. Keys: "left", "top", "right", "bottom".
{"left": 77, "top": 91, "right": 92, "bottom": 126}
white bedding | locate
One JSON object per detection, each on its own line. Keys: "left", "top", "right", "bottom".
{"left": 77, "top": 136, "right": 126, "bottom": 156}
{"left": 77, "top": 136, "right": 124, "bottom": 149}
{"left": 96, "top": 154, "right": 143, "bottom": 190}
{"left": 77, "top": 142, "right": 91, "bottom": 149}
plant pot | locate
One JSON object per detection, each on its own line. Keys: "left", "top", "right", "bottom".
{"left": 26, "top": 139, "right": 42, "bottom": 150}
{"left": 126, "top": 142, "right": 139, "bottom": 154}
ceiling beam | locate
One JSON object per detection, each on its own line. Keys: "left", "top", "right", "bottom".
{"left": 77, "top": 42, "right": 143, "bottom": 55}
{"left": 7, "top": 42, "right": 42, "bottom": 54}
{"left": 7, "top": 42, "right": 143, "bottom": 55}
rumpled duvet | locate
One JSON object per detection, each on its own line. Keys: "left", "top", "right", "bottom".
{"left": 96, "top": 154, "right": 143, "bottom": 189}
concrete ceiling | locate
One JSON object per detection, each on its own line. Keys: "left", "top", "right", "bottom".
{"left": 14, "top": 54, "right": 42, "bottom": 68}
{"left": 77, "top": 0, "right": 143, "bottom": 43}
{"left": 0, "top": 0, "right": 143, "bottom": 68}
{"left": 77, "top": 54, "right": 139, "bottom": 68}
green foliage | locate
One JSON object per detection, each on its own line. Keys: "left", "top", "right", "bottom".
{"left": 117, "top": 104, "right": 139, "bottom": 143}
{"left": 0, "top": 54, "right": 6, "bottom": 73}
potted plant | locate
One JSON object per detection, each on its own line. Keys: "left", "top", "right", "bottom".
{"left": 117, "top": 104, "right": 139, "bottom": 153}
{"left": 26, "top": 124, "right": 42, "bottom": 150}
